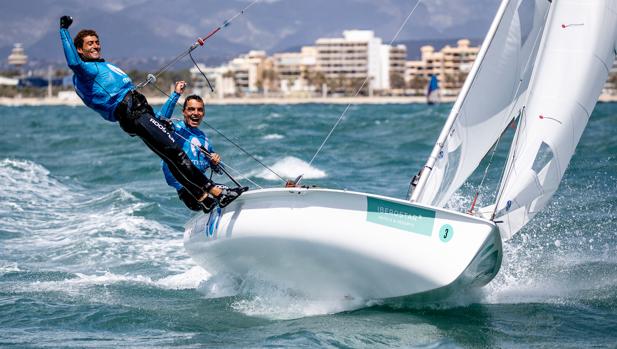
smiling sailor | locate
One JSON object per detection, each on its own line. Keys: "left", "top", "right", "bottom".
{"left": 58, "top": 15, "right": 241, "bottom": 207}
{"left": 159, "top": 81, "right": 240, "bottom": 212}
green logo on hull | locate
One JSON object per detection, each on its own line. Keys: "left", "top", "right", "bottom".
{"left": 366, "top": 197, "right": 435, "bottom": 236}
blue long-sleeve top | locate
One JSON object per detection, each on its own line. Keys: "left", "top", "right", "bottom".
{"left": 158, "top": 93, "right": 215, "bottom": 191}
{"left": 60, "top": 28, "right": 134, "bottom": 122}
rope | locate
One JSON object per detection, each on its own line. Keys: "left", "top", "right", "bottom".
{"left": 462, "top": 2, "right": 551, "bottom": 216}
{"left": 487, "top": 6, "right": 551, "bottom": 219}
{"left": 151, "top": 82, "right": 286, "bottom": 184}
{"left": 189, "top": 51, "right": 214, "bottom": 92}
{"left": 135, "top": 0, "right": 260, "bottom": 89}
{"left": 300, "top": 0, "right": 424, "bottom": 185}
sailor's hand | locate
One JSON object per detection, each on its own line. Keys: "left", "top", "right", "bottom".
{"left": 210, "top": 153, "right": 221, "bottom": 165}
{"left": 174, "top": 81, "right": 186, "bottom": 94}
{"left": 60, "top": 16, "right": 73, "bottom": 29}
{"left": 161, "top": 118, "right": 174, "bottom": 131}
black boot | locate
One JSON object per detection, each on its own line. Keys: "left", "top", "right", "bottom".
{"left": 200, "top": 195, "right": 218, "bottom": 213}
{"left": 218, "top": 186, "right": 248, "bottom": 207}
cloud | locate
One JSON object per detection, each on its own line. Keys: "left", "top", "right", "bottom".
{"left": 175, "top": 24, "right": 198, "bottom": 39}
{"left": 421, "top": 0, "right": 496, "bottom": 30}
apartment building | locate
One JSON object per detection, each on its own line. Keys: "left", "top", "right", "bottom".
{"left": 389, "top": 44, "right": 407, "bottom": 89}
{"left": 405, "top": 39, "right": 479, "bottom": 93}
{"left": 316, "top": 30, "right": 394, "bottom": 93}
{"left": 272, "top": 46, "right": 317, "bottom": 94}
{"left": 189, "top": 64, "right": 236, "bottom": 98}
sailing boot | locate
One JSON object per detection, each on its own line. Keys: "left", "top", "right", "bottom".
{"left": 217, "top": 186, "right": 248, "bottom": 208}
{"left": 200, "top": 195, "right": 218, "bottom": 213}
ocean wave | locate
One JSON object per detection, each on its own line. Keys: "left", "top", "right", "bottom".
{"left": 2, "top": 267, "right": 212, "bottom": 297}
{"left": 0, "top": 158, "right": 191, "bottom": 275}
{"left": 262, "top": 133, "right": 284, "bottom": 140}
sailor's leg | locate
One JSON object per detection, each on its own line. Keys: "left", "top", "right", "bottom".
{"left": 177, "top": 188, "right": 206, "bottom": 211}
{"left": 130, "top": 111, "right": 213, "bottom": 200}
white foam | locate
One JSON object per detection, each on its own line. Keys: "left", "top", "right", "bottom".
{"left": 0, "top": 262, "right": 21, "bottom": 274}
{"left": 266, "top": 112, "right": 282, "bottom": 119}
{"left": 0, "top": 159, "right": 193, "bottom": 275}
{"left": 156, "top": 266, "right": 210, "bottom": 290}
{"left": 197, "top": 272, "right": 241, "bottom": 298}
{"left": 10, "top": 271, "right": 156, "bottom": 296}
{"left": 262, "top": 133, "right": 284, "bottom": 140}
{"left": 253, "top": 156, "right": 327, "bottom": 181}
{"left": 224, "top": 274, "right": 370, "bottom": 320}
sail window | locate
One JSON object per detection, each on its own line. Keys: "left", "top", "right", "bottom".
{"left": 531, "top": 141, "right": 554, "bottom": 173}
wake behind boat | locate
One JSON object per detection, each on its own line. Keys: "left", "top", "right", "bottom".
{"left": 184, "top": 187, "right": 501, "bottom": 300}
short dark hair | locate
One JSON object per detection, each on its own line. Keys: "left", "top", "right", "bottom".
{"left": 73, "top": 29, "right": 99, "bottom": 49}
{"left": 183, "top": 95, "right": 204, "bottom": 110}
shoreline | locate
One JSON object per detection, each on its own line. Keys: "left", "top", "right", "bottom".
{"left": 2, "top": 94, "right": 617, "bottom": 106}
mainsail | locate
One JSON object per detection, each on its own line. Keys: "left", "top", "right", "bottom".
{"left": 411, "top": 0, "right": 551, "bottom": 207}
{"left": 489, "top": 0, "right": 617, "bottom": 240}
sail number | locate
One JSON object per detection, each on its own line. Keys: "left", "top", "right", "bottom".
{"left": 439, "top": 224, "right": 454, "bottom": 243}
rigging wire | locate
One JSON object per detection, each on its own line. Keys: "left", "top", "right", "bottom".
{"left": 426, "top": 1, "right": 550, "bottom": 214}
{"left": 472, "top": 5, "right": 551, "bottom": 219}
{"left": 170, "top": 126, "right": 263, "bottom": 189}
{"left": 135, "top": 0, "right": 260, "bottom": 89}
{"left": 134, "top": 0, "right": 287, "bottom": 185}
{"left": 467, "top": 113, "right": 518, "bottom": 214}
{"left": 150, "top": 82, "right": 283, "bottom": 185}
{"left": 189, "top": 51, "right": 214, "bottom": 92}
{"left": 489, "top": 11, "right": 552, "bottom": 220}
{"left": 298, "top": 0, "right": 424, "bottom": 186}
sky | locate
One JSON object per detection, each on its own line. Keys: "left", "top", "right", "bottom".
{"left": 0, "top": 0, "right": 502, "bottom": 66}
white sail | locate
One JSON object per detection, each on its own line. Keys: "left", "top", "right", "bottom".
{"left": 412, "top": 0, "right": 551, "bottom": 207}
{"left": 490, "top": 0, "right": 617, "bottom": 240}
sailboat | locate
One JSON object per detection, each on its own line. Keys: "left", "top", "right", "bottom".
{"left": 184, "top": 0, "right": 617, "bottom": 300}
{"left": 426, "top": 74, "right": 440, "bottom": 105}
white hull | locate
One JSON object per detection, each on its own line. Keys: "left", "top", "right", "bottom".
{"left": 184, "top": 188, "right": 502, "bottom": 300}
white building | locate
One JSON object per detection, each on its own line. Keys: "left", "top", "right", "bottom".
{"left": 7, "top": 43, "right": 28, "bottom": 69}
{"left": 272, "top": 46, "right": 317, "bottom": 95}
{"left": 228, "top": 50, "right": 267, "bottom": 94}
{"left": 316, "top": 30, "right": 400, "bottom": 93}
{"left": 405, "top": 39, "right": 479, "bottom": 94}
{"left": 189, "top": 64, "right": 236, "bottom": 98}
{"left": 191, "top": 50, "right": 268, "bottom": 97}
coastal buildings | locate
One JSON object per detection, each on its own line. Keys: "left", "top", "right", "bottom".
{"left": 190, "top": 50, "right": 270, "bottom": 97}
{"left": 7, "top": 32, "right": 617, "bottom": 100}
{"left": 191, "top": 30, "right": 409, "bottom": 97}
{"left": 405, "top": 39, "right": 479, "bottom": 95}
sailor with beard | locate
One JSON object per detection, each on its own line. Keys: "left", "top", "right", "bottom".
{"left": 59, "top": 15, "right": 239, "bottom": 207}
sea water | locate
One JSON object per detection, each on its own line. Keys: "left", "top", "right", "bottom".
{"left": 0, "top": 102, "right": 615, "bottom": 348}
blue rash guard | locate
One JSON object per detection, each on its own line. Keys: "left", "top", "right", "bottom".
{"left": 158, "top": 94, "right": 215, "bottom": 191}
{"left": 60, "top": 28, "right": 134, "bottom": 122}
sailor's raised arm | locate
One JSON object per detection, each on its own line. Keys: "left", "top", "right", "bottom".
{"left": 59, "top": 16, "right": 95, "bottom": 77}
{"left": 157, "top": 81, "right": 185, "bottom": 119}
{"left": 59, "top": 16, "right": 79, "bottom": 67}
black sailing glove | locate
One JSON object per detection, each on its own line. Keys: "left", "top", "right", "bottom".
{"left": 60, "top": 16, "right": 73, "bottom": 29}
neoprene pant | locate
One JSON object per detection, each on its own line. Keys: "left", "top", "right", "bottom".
{"left": 115, "top": 91, "right": 212, "bottom": 200}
